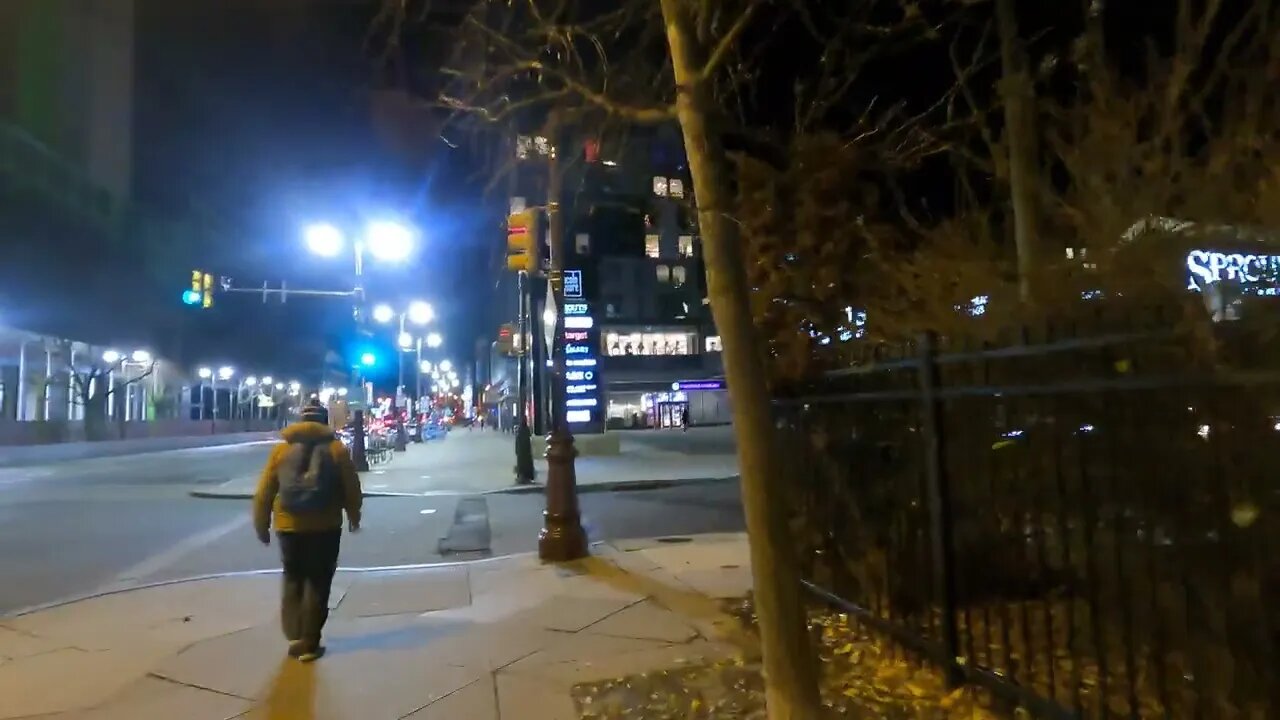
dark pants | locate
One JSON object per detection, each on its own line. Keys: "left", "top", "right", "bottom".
{"left": 277, "top": 530, "right": 341, "bottom": 648}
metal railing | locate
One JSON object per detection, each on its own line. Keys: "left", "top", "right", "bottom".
{"left": 777, "top": 316, "right": 1280, "bottom": 718}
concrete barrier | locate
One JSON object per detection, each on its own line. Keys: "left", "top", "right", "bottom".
{"left": 0, "top": 431, "right": 279, "bottom": 468}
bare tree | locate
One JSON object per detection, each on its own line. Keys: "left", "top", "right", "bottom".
{"left": 378, "top": 1, "right": 964, "bottom": 716}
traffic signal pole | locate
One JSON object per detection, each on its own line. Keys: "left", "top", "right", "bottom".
{"left": 514, "top": 268, "right": 536, "bottom": 484}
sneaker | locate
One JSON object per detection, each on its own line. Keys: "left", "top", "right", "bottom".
{"left": 287, "top": 640, "right": 306, "bottom": 658}
{"left": 298, "top": 646, "right": 326, "bottom": 663}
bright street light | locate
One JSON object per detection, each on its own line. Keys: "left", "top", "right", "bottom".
{"left": 426, "top": 332, "right": 443, "bottom": 348}
{"left": 275, "top": 382, "right": 285, "bottom": 390}
{"left": 288, "top": 381, "right": 301, "bottom": 395}
{"left": 398, "top": 331, "right": 414, "bottom": 350}
{"left": 102, "top": 350, "right": 121, "bottom": 364}
{"left": 360, "top": 352, "right": 377, "bottom": 367}
{"left": 198, "top": 367, "right": 213, "bottom": 379}
{"left": 245, "top": 375, "right": 258, "bottom": 387}
{"left": 305, "top": 223, "right": 344, "bottom": 257}
{"left": 407, "top": 300, "right": 434, "bottom": 325}
{"left": 338, "top": 387, "right": 349, "bottom": 397}
{"left": 372, "top": 304, "right": 395, "bottom": 324}
{"left": 262, "top": 376, "right": 273, "bottom": 386}
{"left": 419, "top": 360, "right": 432, "bottom": 374}
{"left": 365, "top": 221, "right": 413, "bottom": 261}
{"left": 440, "top": 359, "right": 453, "bottom": 372}
{"left": 218, "top": 366, "right": 235, "bottom": 381}
{"left": 131, "top": 350, "right": 152, "bottom": 363}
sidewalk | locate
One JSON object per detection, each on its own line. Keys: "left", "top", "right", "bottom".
{"left": 0, "top": 534, "right": 755, "bottom": 719}
{"left": 191, "top": 428, "right": 739, "bottom": 499}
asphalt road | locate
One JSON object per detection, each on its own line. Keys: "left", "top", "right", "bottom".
{"left": 0, "top": 439, "right": 743, "bottom": 616}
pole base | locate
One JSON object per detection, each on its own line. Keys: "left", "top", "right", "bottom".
{"left": 538, "top": 428, "right": 587, "bottom": 562}
{"left": 514, "top": 422, "right": 536, "bottom": 484}
{"left": 538, "top": 512, "right": 588, "bottom": 561}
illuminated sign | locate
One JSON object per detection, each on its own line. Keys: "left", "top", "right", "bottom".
{"left": 672, "top": 380, "right": 725, "bottom": 391}
{"left": 558, "top": 296, "right": 604, "bottom": 433}
{"left": 564, "top": 270, "right": 583, "bottom": 298}
{"left": 1186, "top": 250, "right": 1280, "bottom": 295}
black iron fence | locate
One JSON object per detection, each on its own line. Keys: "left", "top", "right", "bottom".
{"left": 777, "top": 319, "right": 1280, "bottom": 718}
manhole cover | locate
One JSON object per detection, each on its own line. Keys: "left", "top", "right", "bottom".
{"left": 655, "top": 536, "right": 693, "bottom": 544}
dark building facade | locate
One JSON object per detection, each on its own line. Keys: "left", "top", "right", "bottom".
{"left": 480, "top": 122, "right": 728, "bottom": 431}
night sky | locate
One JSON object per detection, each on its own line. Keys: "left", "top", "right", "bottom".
{"left": 129, "top": 0, "right": 492, "bottom": 385}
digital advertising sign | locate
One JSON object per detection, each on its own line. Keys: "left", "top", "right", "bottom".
{"left": 561, "top": 299, "right": 604, "bottom": 434}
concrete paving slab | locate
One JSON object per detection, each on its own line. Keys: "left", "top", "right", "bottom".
{"left": 152, "top": 624, "right": 283, "bottom": 701}
{"left": 0, "top": 646, "right": 168, "bottom": 719}
{"left": 506, "top": 639, "right": 738, "bottom": 686}
{"left": 405, "top": 675, "right": 498, "bottom": 720}
{"left": 56, "top": 675, "right": 251, "bottom": 720}
{"left": 514, "top": 595, "right": 639, "bottom": 633}
{"left": 301, "top": 646, "right": 480, "bottom": 719}
{"left": 335, "top": 567, "right": 470, "bottom": 618}
{"left": 580, "top": 599, "right": 700, "bottom": 643}
{"left": 495, "top": 672, "right": 578, "bottom": 720}
{"left": 5, "top": 576, "right": 278, "bottom": 652}
{"left": 0, "top": 624, "right": 61, "bottom": 659}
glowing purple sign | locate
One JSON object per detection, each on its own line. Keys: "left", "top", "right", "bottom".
{"left": 672, "top": 380, "right": 724, "bottom": 391}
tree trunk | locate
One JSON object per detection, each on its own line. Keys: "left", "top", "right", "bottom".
{"left": 658, "top": 1, "right": 822, "bottom": 717}
{"left": 996, "top": 0, "right": 1041, "bottom": 302}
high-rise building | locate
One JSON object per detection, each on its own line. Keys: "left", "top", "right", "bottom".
{"left": 0, "top": 0, "right": 135, "bottom": 205}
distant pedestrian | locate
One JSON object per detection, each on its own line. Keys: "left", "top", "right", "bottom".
{"left": 681, "top": 407, "right": 690, "bottom": 432}
{"left": 253, "top": 403, "right": 363, "bottom": 663}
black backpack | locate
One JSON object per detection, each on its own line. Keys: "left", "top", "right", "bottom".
{"left": 277, "top": 440, "right": 338, "bottom": 513}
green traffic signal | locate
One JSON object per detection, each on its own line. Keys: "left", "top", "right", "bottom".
{"left": 182, "top": 289, "right": 201, "bottom": 305}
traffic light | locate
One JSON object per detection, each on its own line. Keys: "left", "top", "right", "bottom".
{"left": 187, "top": 270, "right": 214, "bottom": 308}
{"left": 506, "top": 210, "right": 539, "bottom": 272}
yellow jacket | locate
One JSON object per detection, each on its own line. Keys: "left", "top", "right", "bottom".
{"left": 253, "top": 421, "right": 363, "bottom": 535}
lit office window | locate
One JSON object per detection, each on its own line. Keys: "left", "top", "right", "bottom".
{"left": 656, "top": 264, "right": 670, "bottom": 282}
{"left": 575, "top": 233, "right": 591, "bottom": 254}
{"left": 605, "top": 331, "right": 696, "bottom": 356}
{"left": 672, "top": 265, "right": 687, "bottom": 286}
{"left": 652, "top": 176, "right": 669, "bottom": 197}
{"left": 515, "top": 136, "right": 532, "bottom": 159}
{"left": 705, "top": 335, "right": 723, "bottom": 352}
{"left": 669, "top": 178, "right": 685, "bottom": 198}
{"left": 678, "top": 235, "right": 694, "bottom": 257}
{"left": 645, "top": 235, "right": 660, "bottom": 258}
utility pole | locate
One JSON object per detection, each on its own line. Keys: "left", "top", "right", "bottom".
{"left": 538, "top": 112, "right": 588, "bottom": 562}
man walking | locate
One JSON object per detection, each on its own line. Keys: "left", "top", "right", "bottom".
{"left": 253, "top": 403, "right": 362, "bottom": 662}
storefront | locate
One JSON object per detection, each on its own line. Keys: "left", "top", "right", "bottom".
{"left": 605, "top": 379, "right": 729, "bottom": 428}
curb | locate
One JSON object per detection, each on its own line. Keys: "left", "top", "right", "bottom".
{"left": 487, "top": 475, "right": 739, "bottom": 496}
{"left": 188, "top": 489, "right": 442, "bottom": 500}
{"left": 1, "top": 531, "right": 746, "bottom": 620}
{"left": 0, "top": 548, "right": 560, "bottom": 620}
{"left": 189, "top": 475, "right": 740, "bottom": 500}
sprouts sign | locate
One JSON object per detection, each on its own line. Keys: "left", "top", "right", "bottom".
{"left": 1186, "top": 250, "right": 1280, "bottom": 296}
{"left": 562, "top": 300, "right": 604, "bottom": 434}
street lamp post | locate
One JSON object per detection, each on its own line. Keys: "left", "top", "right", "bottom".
{"left": 374, "top": 301, "right": 434, "bottom": 452}
{"left": 306, "top": 220, "right": 415, "bottom": 469}
{"left": 539, "top": 117, "right": 587, "bottom": 562}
